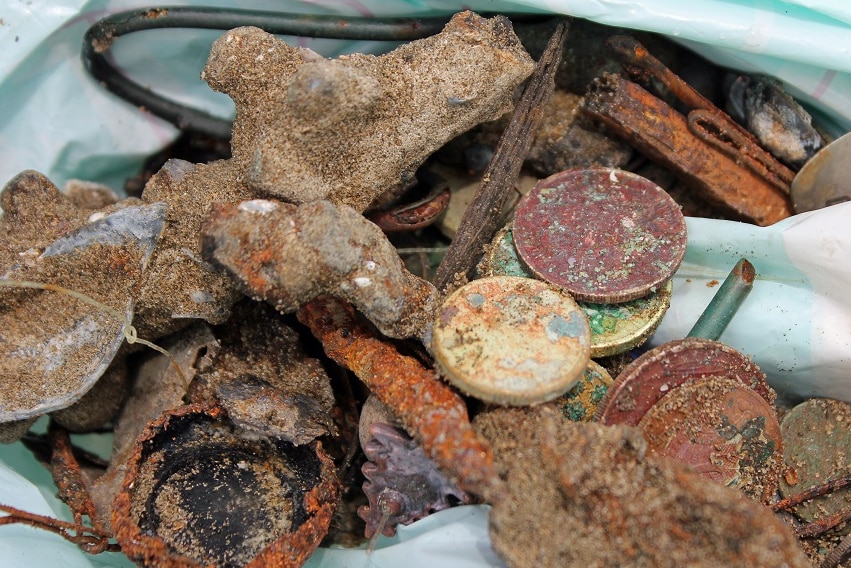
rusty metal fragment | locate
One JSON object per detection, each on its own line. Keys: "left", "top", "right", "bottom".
{"left": 297, "top": 297, "right": 499, "bottom": 498}
{"left": 475, "top": 405, "right": 809, "bottom": 568}
{"left": 112, "top": 404, "right": 339, "bottom": 568}
{"left": 607, "top": 36, "right": 796, "bottom": 190}
{"left": 583, "top": 73, "right": 794, "bottom": 225}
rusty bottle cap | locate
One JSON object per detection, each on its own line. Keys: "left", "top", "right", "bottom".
{"left": 779, "top": 398, "right": 851, "bottom": 529}
{"left": 112, "top": 404, "right": 339, "bottom": 567}
{"left": 513, "top": 168, "right": 687, "bottom": 303}
{"left": 432, "top": 275, "right": 591, "bottom": 406}
{"left": 595, "top": 337, "right": 774, "bottom": 425}
{"left": 480, "top": 222, "right": 673, "bottom": 357}
{"left": 638, "top": 375, "right": 784, "bottom": 504}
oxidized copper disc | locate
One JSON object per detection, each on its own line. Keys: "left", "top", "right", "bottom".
{"left": 480, "top": 222, "right": 673, "bottom": 357}
{"left": 595, "top": 337, "right": 774, "bottom": 425}
{"left": 432, "top": 276, "right": 591, "bottom": 406}
{"left": 513, "top": 168, "right": 687, "bottom": 303}
{"left": 638, "top": 375, "right": 784, "bottom": 504}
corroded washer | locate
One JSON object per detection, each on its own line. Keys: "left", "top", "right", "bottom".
{"left": 638, "top": 375, "right": 784, "bottom": 504}
{"left": 480, "top": 222, "right": 672, "bottom": 357}
{"left": 595, "top": 337, "right": 774, "bottom": 425}
{"left": 432, "top": 276, "right": 591, "bottom": 406}
{"left": 513, "top": 168, "right": 686, "bottom": 303}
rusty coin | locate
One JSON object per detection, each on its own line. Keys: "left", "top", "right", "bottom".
{"left": 638, "top": 375, "right": 784, "bottom": 503}
{"left": 513, "top": 168, "right": 687, "bottom": 303}
{"left": 779, "top": 398, "right": 851, "bottom": 529}
{"left": 595, "top": 337, "right": 774, "bottom": 425}
{"left": 480, "top": 222, "right": 673, "bottom": 357}
{"left": 432, "top": 275, "right": 591, "bottom": 406}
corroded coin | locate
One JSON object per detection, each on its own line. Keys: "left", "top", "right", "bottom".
{"left": 779, "top": 398, "right": 851, "bottom": 529}
{"left": 595, "top": 337, "right": 774, "bottom": 425}
{"left": 638, "top": 375, "right": 784, "bottom": 504}
{"left": 432, "top": 276, "right": 591, "bottom": 406}
{"left": 479, "top": 222, "right": 672, "bottom": 357}
{"left": 552, "top": 360, "right": 613, "bottom": 422}
{"left": 513, "top": 168, "right": 687, "bottom": 303}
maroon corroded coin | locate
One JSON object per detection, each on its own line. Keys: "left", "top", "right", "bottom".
{"left": 513, "top": 168, "right": 687, "bottom": 303}
{"left": 595, "top": 337, "right": 774, "bottom": 426}
{"left": 638, "top": 376, "right": 784, "bottom": 504}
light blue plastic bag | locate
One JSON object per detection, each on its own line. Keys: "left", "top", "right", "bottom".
{"left": 1, "top": 2, "right": 850, "bottom": 567}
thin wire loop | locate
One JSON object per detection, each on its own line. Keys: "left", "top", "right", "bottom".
{"left": 81, "top": 7, "right": 453, "bottom": 138}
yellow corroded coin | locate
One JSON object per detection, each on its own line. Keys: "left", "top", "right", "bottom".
{"left": 432, "top": 276, "right": 591, "bottom": 406}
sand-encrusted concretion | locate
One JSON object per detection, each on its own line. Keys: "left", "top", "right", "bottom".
{"left": 202, "top": 11, "right": 535, "bottom": 211}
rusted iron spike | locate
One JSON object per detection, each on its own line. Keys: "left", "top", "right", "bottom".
{"left": 0, "top": 503, "right": 119, "bottom": 554}
{"left": 607, "top": 35, "right": 795, "bottom": 192}
{"left": 433, "top": 20, "right": 568, "bottom": 292}
{"left": 794, "top": 505, "right": 851, "bottom": 538}
{"left": 297, "top": 296, "right": 501, "bottom": 500}
{"left": 583, "top": 73, "right": 793, "bottom": 226}
{"left": 772, "top": 471, "right": 851, "bottom": 512}
{"left": 47, "top": 423, "right": 109, "bottom": 537}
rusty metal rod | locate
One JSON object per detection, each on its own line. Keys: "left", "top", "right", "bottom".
{"left": 607, "top": 35, "right": 795, "bottom": 191}
{"left": 297, "top": 297, "right": 500, "bottom": 500}
{"left": 583, "top": 73, "right": 794, "bottom": 226}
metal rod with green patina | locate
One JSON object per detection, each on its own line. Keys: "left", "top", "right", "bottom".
{"left": 687, "top": 258, "right": 755, "bottom": 341}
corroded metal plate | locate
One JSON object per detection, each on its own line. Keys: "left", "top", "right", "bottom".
{"left": 513, "top": 168, "right": 686, "bottom": 303}
{"left": 432, "top": 276, "right": 591, "bottom": 406}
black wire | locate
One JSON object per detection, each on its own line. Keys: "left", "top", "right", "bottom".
{"left": 81, "top": 7, "right": 453, "bottom": 138}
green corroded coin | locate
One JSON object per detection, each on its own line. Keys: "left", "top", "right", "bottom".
{"left": 551, "top": 360, "right": 613, "bottom": 422}
{"left": 779, "top": 398, "right": 851, "bottom": 532}
{"left": 432, "top": 276, "right": 591, "bottom": 406}
{"left": 580, "top": 281, "right": 672, "bottom": 357}
{"left": 479, "top": 223, "right": 672, "bottom": 357}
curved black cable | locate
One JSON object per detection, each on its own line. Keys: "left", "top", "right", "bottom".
{"left": 81, "top": 7, "right": 453, "bottom": 138}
